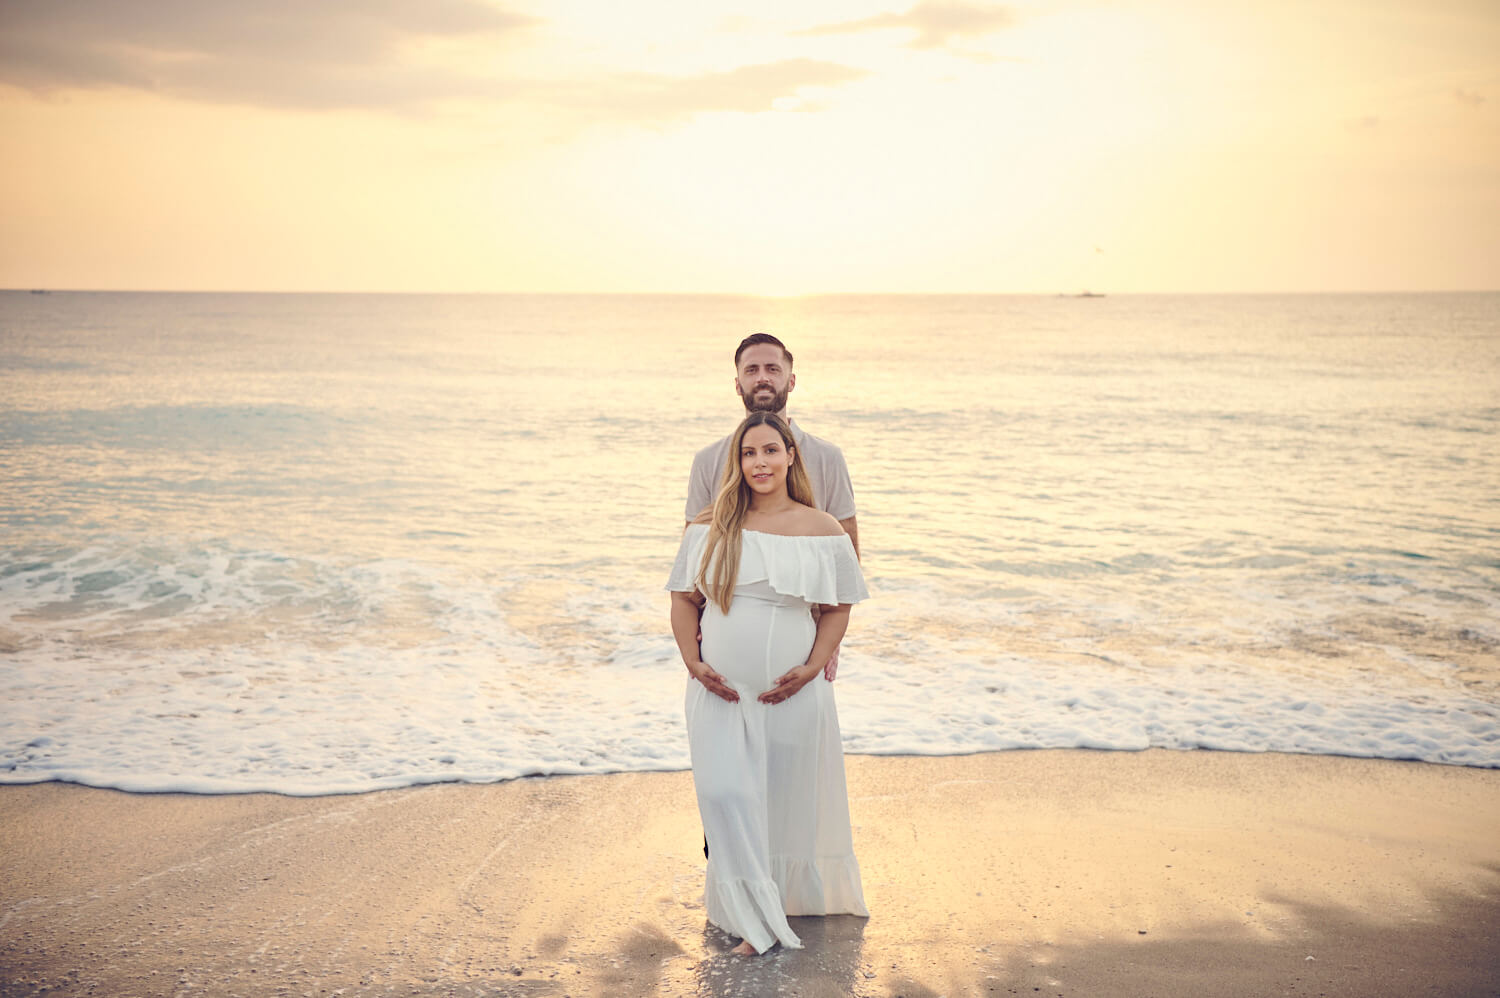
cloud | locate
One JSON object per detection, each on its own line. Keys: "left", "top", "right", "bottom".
{"left": 560, "top": 59, "right": 869, "bottom": 123}
{"left": 0, "top": 0, "right": 537, "bottom": 110}
{"left": 1454, "top": 88, "right": 1485, "bottom": 108}
{"left": 0, "top": 2, "right": 869, "bottom": 122}
{"left": 795, "top": 1, "right": 1016, "bottom": 53}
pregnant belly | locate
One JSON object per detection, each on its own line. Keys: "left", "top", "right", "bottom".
{"left": 700, "top": 597, "right": 815, "bottom": 690}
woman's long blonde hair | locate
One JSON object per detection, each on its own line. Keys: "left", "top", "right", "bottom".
{"left": 697, "top": 411, "right": 814, "bottom": 613}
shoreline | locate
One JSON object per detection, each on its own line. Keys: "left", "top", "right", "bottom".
{"left": 3, "top": 749, "right": 1498, "bottom": 997}
{"left": 7, "top": 742, "right": 1498, "bottom": 801}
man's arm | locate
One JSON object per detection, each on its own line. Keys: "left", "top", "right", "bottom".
{"left": 838, "top": 515, "right": 859, "bottom": 560}
{"left": 685, "top": 443, "right": 721, "bottom": 524}
{"left": 821, "top": 437, "right": 859, "bottom": 683}
{"left": 819, "top": 442, "right": 857, "bottom": 559}
{"left": 684, "top": 451, "right": 713, "bottom": 625}
{"left": 821, "top": 514, "right": 859, "bottom": 682}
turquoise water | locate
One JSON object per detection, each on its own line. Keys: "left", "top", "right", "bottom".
{"left": 2, "top": 291, "right": 1497, "bottom": 793}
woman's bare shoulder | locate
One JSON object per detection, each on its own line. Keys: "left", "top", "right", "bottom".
{"left": 795, "top": 505, "right": 844, "bottom": 537}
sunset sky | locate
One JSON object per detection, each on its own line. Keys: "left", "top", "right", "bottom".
{"left": 1, "top": 0, "right": 1495, "bottom": 294}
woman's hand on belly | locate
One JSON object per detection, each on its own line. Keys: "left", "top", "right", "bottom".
{"left": 687, "top": 658, "right": 739, "bottom": 703}
{"left": 757, "top": 662, "right": 820, "bottom": 705}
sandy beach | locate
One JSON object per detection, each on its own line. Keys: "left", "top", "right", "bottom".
{"left": 3, "top": 749, "right": 1498, "bottom": 997}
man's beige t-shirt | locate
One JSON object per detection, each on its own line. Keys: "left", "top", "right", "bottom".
{"left": 685, "top": 420, "right": 856, "bottom": 522}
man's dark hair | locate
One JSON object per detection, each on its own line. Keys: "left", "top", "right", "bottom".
{"left": 734, "top": 333, "right": 793, "bottom": 369}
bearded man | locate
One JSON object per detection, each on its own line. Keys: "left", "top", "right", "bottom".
{"left": 685, "top": 332, "right": 860, "bottom": 680}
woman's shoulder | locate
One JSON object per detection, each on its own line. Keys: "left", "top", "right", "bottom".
{"left": 734, "top": 505, "right": 844, "bottom": 540}
{"left": 804, "top": 507, "right": 845, "bottom": 537}
{"left": 751, "top": 506, "right": 868, "bottom": 605}
{"left": 777, "top": 504, "right": 843, "bottom": 538}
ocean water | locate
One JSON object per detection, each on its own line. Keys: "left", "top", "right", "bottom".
{"left": 1, "top": 291, "right": 1497, "bottom": 795}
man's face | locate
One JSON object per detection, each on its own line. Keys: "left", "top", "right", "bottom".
{"left": 734, "top": 344, "right": 795, "bottom": 414}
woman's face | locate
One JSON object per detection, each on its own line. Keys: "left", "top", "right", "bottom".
{"left": 740, "top": 424, "right": 793, "bottom": 497}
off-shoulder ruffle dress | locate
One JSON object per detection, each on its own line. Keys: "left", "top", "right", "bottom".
{"left": 666, "top": 524, "right": 870, "bottom": 953}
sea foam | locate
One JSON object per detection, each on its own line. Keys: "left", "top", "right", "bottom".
{"left": 2, "top": 540, "right": 1496, "bottom": 797}
{"left": 4, "top": 291, "right": 1498, "bottom": 795}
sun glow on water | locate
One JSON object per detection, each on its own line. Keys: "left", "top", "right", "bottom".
{"left": 1, "top": 291, "right": 1498, "bottom": 796}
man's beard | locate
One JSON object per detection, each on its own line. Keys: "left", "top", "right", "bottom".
{"left": 740, "top": 383, "right": 790, "bottom": 413}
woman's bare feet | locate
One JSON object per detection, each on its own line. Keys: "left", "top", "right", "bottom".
{"left": 730, "top": 940, "right": 758, "bottom": 956}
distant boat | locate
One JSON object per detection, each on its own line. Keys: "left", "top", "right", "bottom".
{"left": 1057, "top": 291, "right": 1106, "bottom": 298}
{"left": 29, "top": 289, "right": 48, "bottom": 294}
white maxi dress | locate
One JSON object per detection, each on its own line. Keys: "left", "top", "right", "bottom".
{"left": 667, "top": 524, "right": 870, "bottom": 953}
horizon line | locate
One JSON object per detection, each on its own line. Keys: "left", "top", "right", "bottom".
{"left": 6, "top": 287, "right": 1498, "bottom": 297}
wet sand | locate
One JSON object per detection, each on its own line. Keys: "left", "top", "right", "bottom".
{"left": 3, "top": 749, "right": 1498, "bottom": 997}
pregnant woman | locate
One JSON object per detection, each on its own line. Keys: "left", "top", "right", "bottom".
{"left": 668, "top": 410, "right": 869, "bottom": 956}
